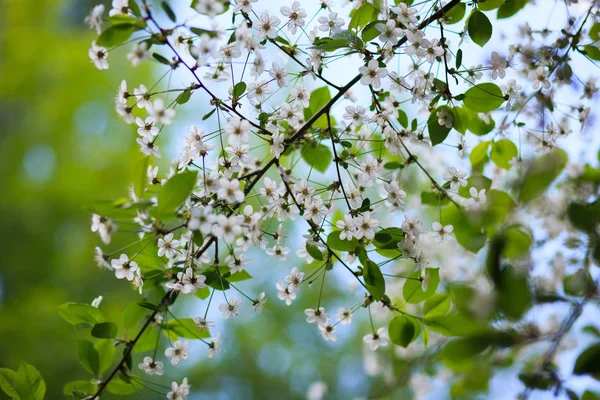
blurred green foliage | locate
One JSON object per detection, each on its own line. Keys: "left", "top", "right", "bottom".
{"left": 0, "top": 5, "right": 372, "bottom": 398}
{"left": 0, "top": 0, "right": 146, "bottom": 397}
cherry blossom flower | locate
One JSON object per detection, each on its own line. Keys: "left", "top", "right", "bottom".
{"left": 219, "top": 296, "right": 242, "bottom": 319}
{"left": 85, "top": 5, "right": 104, "bottom": 34}
{"left": 138, "top": 357, "right": 164, "bottom": 376}
{"left": 317, "top": 12, "right": 344, "bottom": 34}
{"left": 256, "top": 12, "right": 281, "bottom": 39}
{"left": 443, "top": 167, "right": 468, "bottom": 191}
{"left": 363, "top": 327, "right": 389, "bottom": 351}
{"left": 111, "top": 254, "right": 139, "bottom": 281}
{"left": 432, "top": 222, "right": 454, "bottom": 242}
{"left": 280, "top": 2, "right": 306, "bottom": 35}
{"left": 208, "top": 334, "right": 223, "bottom": 358}
{"left": 359, "top": 59, "right": 388, "bottom": 88}
{"left": 276, "top": 281, "right": 296, "bottom": 305}
{"left": 89, "top": 41, "right": 108, "bottom": 70}
{"left": 165, "top": 340, "right": 189, "bottom": 365}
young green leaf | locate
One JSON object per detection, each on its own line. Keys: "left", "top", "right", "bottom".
{"left": 157, "top": 170, "right": 198, "bottom": 214}
{"left": 91, "top": 322, "right": 119, "bottom": 339}
{"left": 519, "top": 148, "right": 568, "bottom": 203}
{"left": 363, "top": 260, "right": 386, "bottom": 300}
{"left": 14, "top": 363, "right": 46, "bottom": 400}
{"left": 58, "top": 303, "right": 105, "bottom": 327}
{"left": 78, "top": 340, "right": 100, "bottom": 375}
{"left": 97, "top": 24, "right": 139, "bottom": 47}
{"left": 490, "top": 139, "right": 518, "bottom": 169}
{"left": 402, "top": 268, "right": 440, "bottom": 304}
{"left": 463, "top": 83, "right": 505, "bottom": 112}
{"left": 0, "top": 368, "right": 18, "bottom": 399}
{"left": 388, "top": 315, "right": 418, "bottom": 347}
{"left": 428, "top": 106, "right": 452, "bottom": 146}
{"left": 468, "top": 10, "right": 493, "bottom": 46}
{"left": 349, "top": 3, "right": 377, "bottom": 33}
{"left": 95, "top": 339, "right": 116, "bottom": 374}
{"left": 424, "top": 293, "right": 451, "bottom": 317}
{"left": 301, "top": 142, "right": 332, "bottom": 173}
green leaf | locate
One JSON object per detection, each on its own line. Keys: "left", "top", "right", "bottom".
{"left": 0, "top": 368, "right": 18, "bottom": 399}
{"left": 421, "top": 191, "right": 450, "bottom": 206}
{"left": 424, "top": 293, "right": 451, "bottom": 317}
{"left": 233, "top": 82, "right": 246, "bottom": 98}
{"left": 162, "top": 1, "right": 177, "bottom": 22}
{"left": 586, "top": 45, "right": 600, "bottom": 61}
{"left": 64, "top": 380, "right": 96, "bottom": 396}
{"left": 389, "top": 315, "right": 418, "bottom": 347}
{"left": 468, "top": 10, "right": 492, "bottom": 46}
{"left": 444, "top": 2, "right": 466, "bottom": 24}
{"left": 195, "top": 287, "right": 211, "bottom": 300}
{"left": 490, "top": 139, "right": 518, "bottom": 169}
{"left": 478, "top": 0, "right": 505, "bottom": 10}
{"left": 107, "top": 376, "right": 136, "bottom": 395}
{"left": 519, "top": 148, "right": 567, "bottom": 203}
{"left": 189, "top": 27, "right": 218, "bottom": 37}
{"left": 372, "top": 227, "right": 404, "bottom": 250}
{"left": 482, "top": 189, "right": 516, "bottom": 227}
{"left": 58, "top": 302, "right": 105, "bottom": 327}
{"left": 590, "top": 23, "right": 600, "bottom": 41}
{"left": 496, "top": 266, "right": 532, "bottom": 320}
{"left": 362, "top": 20, "right": 384, "bottom": 42}
{"left": 502, "top": 225, "right": 532, "bottom": 258}
{"left": 349, "top": 3, "right": 377, "bottom": 33}
{"left": 97, "top": 24, "right": 139, "bottom": 47}
{"left": 326, "top": 231, "right": 360, "bottom": 252}
{"left": 14, "top": 363, "right": 46, "bottom": 400}
{"left": 227, "top": 269, "right": 253, "bottom": 282}
{"left": 564, "top": 269, "right": 595, "bottom": 297}
{"left": 428, "top": 106, "right": 452, "bottom": 146}
{"left": 567, "top": 201, "right": 600, "bottom": 234}
{"left": 78, "top": 340, "right": 100, "bottom": 375}
{"left": 397, "top": 109, "right": 408, "bottom": 128}
{"left": 301, "top": 142, "right": 332, "bottom": 173}
{"left": 458, "top": 175, "right": 492, "bottom": 198}
{"left": 363, "top": 260, "right": 386, "bottom": 300}
{"left": 306, "top": 243, "right": 324, "bottom": 261}
{"left": 463, "top": 83, "right": 505, "bottom": 112}
{"left": 469, "top": 112, "right": 496, "bottom": 135}
{"left": 91, "top": 322, "right": 119, "bottom": 339}
{"left": 306, "top": 86, "right": 330, "bottom": 114}
{"left": 165, "top": 318, "right": 210, "bottom": 339}
{"left": 157, "top": 170, "right": 198, "bottom": 214}
{"left": 176, "top": 89, "right": 192, "bottom": 105}
{"left": 95, "top": 339, "right": 116, "bottom": 374}
{"left": 124, "top": 301, "right": 147, "bottom": 330}
{"left": 134, "top": 327, "right": 160, "bottom": 353}
{"left": 442, "top": 204, "right": 487, "bottom": 252}
{"left": 451, "top": 107, "right": 471, "bottom": 134}
{"left": 402, "top": 268, "right": 439, "bottom": 304}
{"left": 133, "top": 156, "right": 149, "bottom": 199}
{"left": 583, "top": 391, "right": 600, "bottom": 400}
{"left": 470, "top": 141, "right": 491, "bottom": 167}
{"left": 497, "top": 0, "right": 528, "bottom": 19}
{"left": 424, "top": 312, "right": 481, "bottom": 336}
{"left": 129, "top": 0, "right": 141, "bottom": 17}
{"left": 441, "top": 336, "right": 492, "bottom": 363}
{"left": 153, "top": 52, "right": 171, "bottom": 65}
{"left": 312, "top": 37, "right": 351, "bottom": 52}
{"left": 303, "top": 86, "right": 331, "bottom": 128}
{"left": 574, "top": 343, "right": 600, "bottom": 378}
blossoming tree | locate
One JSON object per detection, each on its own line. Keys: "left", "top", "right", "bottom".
{"left": 4, "top": 0, "right": 600, "bottom": 398}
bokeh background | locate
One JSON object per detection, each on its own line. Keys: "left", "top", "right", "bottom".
{"left": 2, "top": 0, "right": 600, "bottom": 399}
